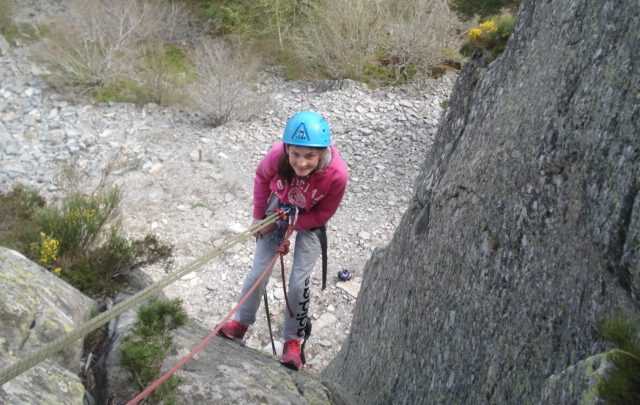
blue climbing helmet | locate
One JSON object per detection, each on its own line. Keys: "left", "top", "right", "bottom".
{"left": 282, "top": 111, "right": 331, "bottom": 148}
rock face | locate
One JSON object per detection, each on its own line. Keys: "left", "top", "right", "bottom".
{"left": 103, "top": 308, "right": 355, "bottom": 404}
{"left": 0, "top": 245, "right": 355, "bottom": 404}
{"left": 106, "top": 321, "right": 354, "bottom": 404}
{"left": 324, "top": 0, "right": 639, "bottom": 403}
{"left": 0, "top": 247, "right": 93, "bottom": 403}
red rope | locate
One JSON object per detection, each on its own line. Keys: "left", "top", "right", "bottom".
{"left": 276, "top": 239, "right": 294, "bottom": 318}
{"left": 279, "top": 255, "right": 294, "bottom": 318}
{"left": 126, "top": 227, "right": 294, "bottom": 405}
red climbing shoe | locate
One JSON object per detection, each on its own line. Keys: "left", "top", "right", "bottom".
{"left": 217, "top": 320, "right": 248, "bottom": 342}
{"left": 280, "top": 339, "right": 303, "bottom": 371}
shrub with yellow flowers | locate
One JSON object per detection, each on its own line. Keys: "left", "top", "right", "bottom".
{"left": 462, "top": 13, "right": 516, "bottom": 62}
{"left": 1, "top": 184, "right": 172, "bottom": 297}
{"left": 30, "top": 232, "right": 60, "bottom": 266}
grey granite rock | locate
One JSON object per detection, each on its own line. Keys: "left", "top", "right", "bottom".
{"left": 324, "top": 0, "right": 639, "bottom": 403}
{"left": 0, "top": 247, "right": 94, "bottom": 404}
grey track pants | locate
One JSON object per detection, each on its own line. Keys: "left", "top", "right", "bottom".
{"left": 233, "top": 225, "right": 321, "bottom": 342}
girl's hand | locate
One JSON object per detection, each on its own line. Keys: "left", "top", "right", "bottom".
{"left": 253, "top": 219, "right": 276, "bottom": 239}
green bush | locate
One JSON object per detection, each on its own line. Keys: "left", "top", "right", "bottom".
{"left": 597, "top": 313, "right": 640, "bottom": 403}
{"left": 188, "top": 38, "right": 265, "bottom": 126}
{"left": 0, "top": 185, "right": 172, "bottom": 296}
{"left": 35, "top": 188, "right": 121, "bottom": 256}
{"left": 195, "top": 0, "right": 467, "bottom": 86}
{"left": 449, "top": 0, "right": 519, "bottom": 20}
{"left": 203, "top": 0, "right": 305, "bottom": 42}
{"left": 0, "top": 184, "right": 46, "bottom": 252}
{"left": 34, "top": 0, "right": 193, "bottom": 104}
{"left": 121, "top": 298, "right": 188, "bottom": 404}
{"left": 124, "top": 43, "right": 194, "bottom": 105}
{"left": 288, "top": 0, "right": 465, "bottom": 86}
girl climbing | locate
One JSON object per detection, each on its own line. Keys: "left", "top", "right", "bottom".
{"left": 218, "top": 111, "right": 348, "bottom": 371}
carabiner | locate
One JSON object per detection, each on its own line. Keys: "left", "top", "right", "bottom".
{"left": 276, "top": 207, "right": 290, "bottom": 220}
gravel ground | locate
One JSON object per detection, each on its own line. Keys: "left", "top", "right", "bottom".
{"left": 0, "top": 0, "right": 455, "bottom": 373}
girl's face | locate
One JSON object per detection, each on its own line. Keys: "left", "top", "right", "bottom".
{"left": 286, "top": 145, "right": 323, "bottom": 177}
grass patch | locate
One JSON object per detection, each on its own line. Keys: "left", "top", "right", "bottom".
{"left": 0, "top": 184, "right": 172, "bottom": 297}
{"left": 202, "top": 0, "right": 304, "bottom": 42}
{"left": 0, "top": 0, "right": 16, "bottom": 43}
{"left": 121, "top": 298, "right": 188, "bottom": 404}
{"left": 88, "top": 44, "right": 194, "bottom": 105}
{"left": 30, "top": 0, "right": 469, "bottom": 108}
{"left": 135, "top": 43, "right": 195, "bottom": 105}
{"left": 596, "top": 312, "right": 640, "bottom": 403}
{"left": 0, "top": 0, "right": 41, "bottom": 45}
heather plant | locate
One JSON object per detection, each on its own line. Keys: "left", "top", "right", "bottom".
{"left": 121, "top": 298, "right": 188, "bottom": 404}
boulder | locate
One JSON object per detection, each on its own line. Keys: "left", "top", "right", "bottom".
{"left": 540, "top": 352, "right": 609, "bottom": 404}
{"left": 324, "top": 0, "right": 639, "bottom": 403}
{"left": 0, "top": 247, "right": 94, "bottom": 403}
{"left": 0, "top": 244, "right": 354, "bottom": 403}
{"left": 103, "top": 312, "right": 355, "bottom": 404}
{"left": 170, "top": 322, "right": 354, "bottom": 404}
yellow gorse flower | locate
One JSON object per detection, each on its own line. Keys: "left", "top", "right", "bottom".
{"left": 68, "top": 208, "right": 96, "bottom": 224}
{"left": 479, "top": 20, "right": 498, "bottom": 33}
{"left": 468, "top": 28, "right": 483, "bottom": 40}
{"left": 32, "top": 232, "right": 60, "bottom": 265}
{"left": 53, "top": 267, "right": 63, "bottom": 276}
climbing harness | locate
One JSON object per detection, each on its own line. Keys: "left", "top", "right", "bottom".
{"left": 0, "top": 212, "right": 281, "bottom": 386}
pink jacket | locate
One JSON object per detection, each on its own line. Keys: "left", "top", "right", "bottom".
{"left": 253, "top": 142, "right": 348, "bottom": 231}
